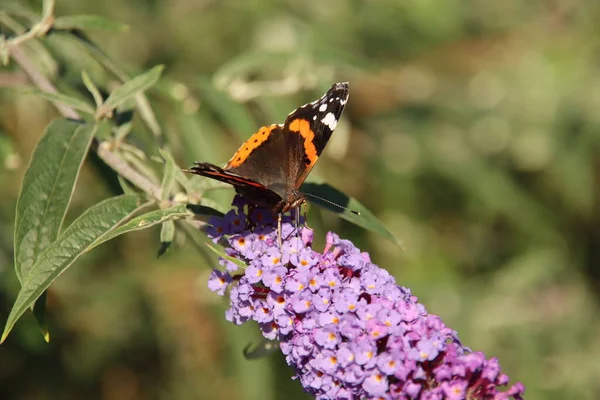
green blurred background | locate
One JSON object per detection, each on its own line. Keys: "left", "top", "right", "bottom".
{"left": 2, "top": 0, "right": 600, "bottom": 399}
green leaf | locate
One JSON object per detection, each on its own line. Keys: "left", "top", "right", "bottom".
{"left": 32, "top": 292, "right": 50, "bottom": 343}
{"left": 198, "top": 198, "right": 229, "bottom": 215}
{"left": 2, "top": 194, "right": 142, "bottom": 343}
{"left": 205, "top": 241, "right": 247, "bottom": 269}
{"left": 1, "top": 41, "right": 10, "bottom": 67}
{"left": 1, "top": 3, "right": 39, "bottom": 21}
{"left": 178, "top": 165, "right": 228, "bottom": 194}
{"left": 301, "top": 182, "right": 401, "bottom": 246}
{"left": 81, "top": 70, "right": 103, "bottom": 107}
{"left": 120, "top": 150, "right": 160, "bottom": 186}
{"left": 28, "top": 90, "right": 95, "bottom": 115}
{"left": 12, "top": 119, "right": 96, "bottom": 341}
{"left": 158, "top": 220, "right": 175, "bottom": 257}
{"left": 117, "top": 175, "right": 137, "bottom": 195}
{"left": 160, "top": 220, "right": 175, "bottom": 242}
{"left": 14, "top": 120, "right": 96, "bottom": 283}
{"left": 185, "top": 204, "right": 225, "bottom": 218}
{"left": 101, "top": 65, "right": 164, "bottom": 115}
{"left": 134, "top": 92, "right": 163, "bottom": 140}
{"left": 114, "top": 121, "right": 133, "bottom": 143}
{"left": 159, "top": 149, "right": 176, "bottom": 201}
{"left": 53, "top": 15, "right": 129, "bottom": 32}
{"left": 0, "top": 133, "right": 17, "bottom": 168}
{"left": 91, "top": 204, "right": 192, "bottom": 249}
{"left": 175, "top": 168, "right": 200, "bottom": 193}
{"left": 243, "top": 339, "right": 280, "bottom": 360}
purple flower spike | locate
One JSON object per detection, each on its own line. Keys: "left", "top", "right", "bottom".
{"left": 204, "top": 198, "right": 525, "bottom": 400}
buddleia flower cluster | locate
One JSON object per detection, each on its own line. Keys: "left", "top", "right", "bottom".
{"left": 206, "top": 197, "right": 525, "bottom": 400}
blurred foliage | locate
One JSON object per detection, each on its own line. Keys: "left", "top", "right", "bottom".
{"left": 2, "top": 0, "right": 600, "bottom": 399}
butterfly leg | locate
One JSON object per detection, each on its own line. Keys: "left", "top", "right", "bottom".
{"left": 302, "top": 201, "right": 311, "bottom": 229}
{"left": 245, "top": 204, "right": 257, "bottom": 231}
{"left": 277, "top": 212, "right": 282, "bottom": 248}
{"left": 290, "top": 207, "right": 300, "bottom": 248}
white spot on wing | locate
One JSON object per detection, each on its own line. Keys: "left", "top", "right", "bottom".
{"left": 319, "top": 103, "right": 327, "bottom": 112}
{"left": 321, "top": 112, "right": 338, "bottom": 131}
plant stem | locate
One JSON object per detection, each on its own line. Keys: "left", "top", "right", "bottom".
{"left": 10, "top": 47, "right": 79, "bottom": 120}
{"left": 10, "top": 45, "right": 163, "bottom": 201}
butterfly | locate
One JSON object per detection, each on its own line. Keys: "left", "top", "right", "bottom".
{"left": 184, "top": 82, "right": 349, "bottom": 236}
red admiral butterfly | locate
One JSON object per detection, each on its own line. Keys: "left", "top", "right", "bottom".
{"left": 185, "top": 82, "right": 349, "bottom": 219}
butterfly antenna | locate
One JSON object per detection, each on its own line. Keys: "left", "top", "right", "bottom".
{"left": 304, "top": 192, "right": 360, "bottom": 215}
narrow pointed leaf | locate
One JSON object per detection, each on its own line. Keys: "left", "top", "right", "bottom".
{"left": 243, "top": 339, "right": 280, "bottom": 360}
{"left": 159, "top": 149, "right": 176, "bottom": 201}
{"left": 32, "top": 292, "right": 50, "bottom": 343}
{"left": 158, "top": 220, "right": 175, "bottom": 257}
{"left": 198, "top": 198, "right": 229, "bottom": 215}
{"left": 114, "top": 121, "right": 133, "bottom": 143}
{"left": 81, "top": 71, "right": 103, "bottom": 107}
{"left": 135, "top": 93, "right": 163, "bottom": 141}
{"left": 2, "top": 194, "right": 142, "bottom": 343}
{"left": 28, "top": 90, "right": 95, "bottom": 115}
{"left": 14, "top": 120, "right": 96, "bottom": 283}
{"left": 178, "top": 169, "right": 229, "bottom": 194}
{"left": 16, "top": 120, "right": 98, "bottom": 339}
{"left": 160, "top": 220, "right": 175, "bottom": 243}
{"left": 53, "top": 15, "right": 129, "bottom": 32}
{"left": 205, "top": 242, "right": 247, "bottom": 269}
{"left": 91, "top": 204, "right": 192, "bottom": 249}
{"left": 101, "top": 65, "right": 164, "bottom": 113}
{"left": 117, "top": 175, "right": 137, "bottom": 195}
{"left": 301, "top": 182, "right": 401, "bottom": 246}
{"left": 185, "top": 204, "right": 225, "bottom": 218}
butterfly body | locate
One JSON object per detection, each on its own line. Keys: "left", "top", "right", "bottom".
{"left": 186, "top": 82, "right": 349, "bottom": 215}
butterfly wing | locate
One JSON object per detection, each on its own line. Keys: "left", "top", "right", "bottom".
{"left": 224, "top": 124, "right": 290, "bottom": 195}
{"left": 281, "top": 82, "right": 349, "bottom": 188}
{"left": 186, "top": 162, "right": 283, "bottom": 208}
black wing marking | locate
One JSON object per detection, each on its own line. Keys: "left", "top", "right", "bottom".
{"left": 284, "top": 82, "right": 349, "bottom": 156}
{"left": 282, "top": 82, "right": 349, "bottom": 187}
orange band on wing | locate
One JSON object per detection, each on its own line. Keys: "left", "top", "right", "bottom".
{"left": 288, "top": 118, "right": 318, "bottom": 168}
{"left": 227, "top": 124, "right": 277, "bottom": 168}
